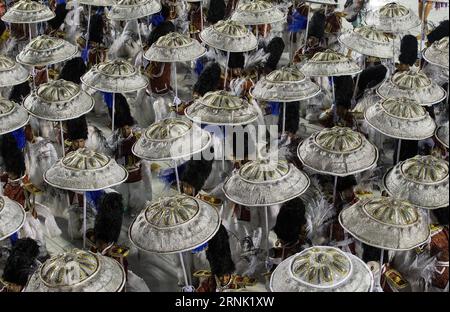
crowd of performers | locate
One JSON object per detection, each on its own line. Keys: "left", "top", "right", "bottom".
{"left": 0, "top": 0, "right": 448, "bottom": 292}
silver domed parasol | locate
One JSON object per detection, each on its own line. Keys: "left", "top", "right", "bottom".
{"left": 200, "top": 19, "right": 258, "bottom": 88}
{"left": 44, "top": 148, "right": 128, "bottom": 247}
{"left": 270, "top": 246, "right": 373, "bottom": 292}
{"left": 299, "top": 49, "right": 363, "bottom": 77}
{"left": 0, "top": 196, "right": 26, "bottom": 241}
{"left": 24, "top": 249, "right": 126, "bottom": 292}
{"left": 144, "top": 32, "right": 206, "bottom": 106}
{"left": 0, "top": 55, "right": 30, "bottom": 87}
{"left": 185, "top": 90, "right": 259, "bottom": 126}
{"left": 250, "top": 66, "right": 320, "bottom": 133}
{"left": 364, "top": 97, "right": 436, "bottom": 140}
{"left": 23, "top": 79, "right": 95, "bottom": 156}
{"left": 80, "top": 59, "right": 148, "bottom": 131}
{"left": 16, "top": 35, "right": 78, "bottom": 67}
{"left": 365, "top": 2, "right": 421, "bottom": 33}
{"left": 107, "top": 0, "right": 161, "bottom": 20}
{"left": 423, "top": 37, "right": 449, "bottom": 69}
{"left": 0, "top": 98, "right": 30, "bottom": 135}
{"left": 383, "top": 155, "right": 449, "bottom": 209}
{"left": 339, "top": 197, "right": 430, "bottom": 250}
{"left": 230, "top": 0, "right": 286, "bottom": 26}
{"left": 297, "top": 126, "right": 378, "bottom": 176}
{"left": 23, "top": 80, "right": 95, "bottom": 122}
{"left": 376, "top": 70, "right": 447, "bottom": 106}
{"left": 1, "top": 0, "right": 55, "bottom": 24}
{"left": 338, "top": 26, "right": 395, "bottom": 59}
{"left": 129, "top": 194, "right": 221, "bottom": 254}
{"left": 435, "top": 122, "right": 449, "bottom": 149}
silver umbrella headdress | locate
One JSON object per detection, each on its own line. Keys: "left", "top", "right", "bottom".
{"left": 24, "top": 249, "right": 126, "bottom": 292}
{"left": 435, "top": 122, "right": 449, "bottom": 149}
{"left": 107, "top": 0, "right": 162, "bottom": 21}
{"left": 338, "top": 26, "right": 395, "bottom": 59}
{"left": 23, "top": 79, "right": 95, "bottom": 121}
{"left": 185, "top": 90, "right": 259, "bottom": 126}
{"left": 200, "top": 19, "right": 258, "bottom": 52}
{"left": 16, "top": 35, "right": 78, "bottom": 67}
{"left": 251, "top": 66, "right": 321, "bottom": 102}
{"left": 365, "top": 2, "right": 421, "bottom": 33}
{"left": 0, "top": 98, "right": 30, "bottom": 135}
{"left": 364, "top": 97, "right": 436, "bottom": 140}
{"left": 222, "top": 158, "right": 311, "bottom": 207}
{"left": 128, "top": 194, "right": 221, "bottom": 254}
{"left": 44, "top": 148, "right": 128, "bottom": 192}
{"left": 81, "top": 59, "right": 149, "bottom": 93}
{"left": 0, "top": 55, "right": 30, "bottom": 87}
{"left": 299, "top": 49, "right": 363, "bottom": 77}
{"left": 376, "top": 70, "right": 447, "bottom": 106}
{"left": 230, "top": 0, "right": 286, "bottom": 25}
{"left": 297, "top": 126, "right": 378, "bottom": 176}
{"left": 144, "top": 32, "right": 207, "bottom": 62}
{"left": 383, "top": 155, "right": 449, "bottom": 209}
{"left": 132, "top": 118, "right": 212, "bottom": 161}
{"left": 339, "top": 197, "right": 430, "bottom": 250}
{"left": 1, "top": 0, "right": 55, "bottom": 24}
{"left": 0, "top": 196, "right": 26, "bottom": 241}
{"left": 270, "top": 246, "right": 373, "bottom": 292}
{"left": 423, "top": 36, "right": 449, "bottom": 69}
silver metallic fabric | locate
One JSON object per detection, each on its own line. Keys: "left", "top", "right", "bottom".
{"left": 435, "top": 122, "right": 449, "bottom": 148}
{"left": 0, "top": 98, "right": 30, "bottom": 135}
{"left": 200, "top": 19, "right": 258, "bottom": 52}
{"left": 144, "top": 32, "right": 206, "bottom": 62}
{"left": 297, "top": 127, "right": 378, "bottom": 176}
{"left": 270, "top": 246, "right": 373, "bottom": 292}
{"left": 81, "top": 59, "right": 149, "bottom": 93}
{"left": 364, "top": 97, "right": 436, "bottom": 140}
{"left": 107, "top": 0, "right": 161, "bottom": 21}
{"left": 222, "top": 159, "right": 310, "bottom": 206}
{"left": 423, "top": 37, "right": 449, "bottom": 69}
{"left": 23, "top": 80, "right": 95, "bottom": 121}
{"left": 339, "top": 197, "right": 430, "bottom": 250}
{"left": 128, "top": 194, "right": 221, "bottom": 254}
{"left": 230, "top": 0, "right": 286, "bottom": 25}
{"left": 383, "top": 155, "right": 449, "bottom": 209}
{"left": 0, "top": 55, "right": 30, "bottom": 87}
{"left": 16, "top": 35, "right": 78, "bottom": 67}
{"left": 299, "top": 50, "right": 362, "bottom": 77}
{"left": 251, "top": 66, "right": 321, "bottom": 102}
{"left": 132, "top": 118, "right": 212, "bottom": 161}
{"left": 338, "top": 26, "right": 395, "bottom": 59}
{"left": 365, "top": 2, "right": 421, "bottom": 33}
{"left": 44, "top": 148, "right": 128, "bottom": 191}
{"left": 1, "top": 0, "right": 55, "bottom": 24}
{"left": 376, "top": 70, "right": 447, "bottom": 106}
{"left": 185, "top": 90, "right": 259, "bottom": 126}
{"left": 24, "top": 249, "right": 126, "bottom": 292}
{"left": 0, "top": 196, "right": 26, "bottom": 241}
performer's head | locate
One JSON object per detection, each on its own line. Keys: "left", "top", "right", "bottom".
{"left": 227, "top": 52, "right": 245, "bottom": 77}
{"left": 113, "top": 94, "right": 135, "bottom": 138}
{"left": 94, "top": 192, "right": 124, "bottom": 251}
{"left": 147, "top": 20, "right": 175, "bottom": 47}
{"left": 206, "top": 224, "right": 235, "bottom": 281}
{"left": 66, "top": 115, "right": 88, "bottom": 150}
{"left": 427, "top": 20, "right": 449, "bottom": 46}
{"left": 273, "top": 197, "right": 307, "bottom": 245}
{"left": 59, "top": 57, "right": 87, "bottom": 84}
{"left": 336, "top": 175, "right": 357, "bottom": 203}
{"left": 398, "top": 35, "right": 418, "bottom": 71}
{"left": 264, "top": 37, "right": 285, "bottom": 73}
{"left": 193, "top": 62, "right": 222, "bottom": 97}
{"left": 179, "top": 155, "right": 213, "bottom": 196}
{"left": 8, "top": 81, "right": 31, "bottom": 104}
{"left": 432, "top": 206, "right": 449, "bottom": 226}
{"left": 207, "top": 0, "right": 226, "bottom": 25}
{"left": 88, "top": 13, "right": 105, "bottom": 45}
{"left": 334, "top": 75, "right": 354, "bottom": 117}
{"left": 48, "top": 1, "right": 68, "bottom": 31}
{"left": 307, "top": 11, "right": 325, "bottom": 47}
{"left": 356, "top": 64, "right": 387, "bottom": 98}
{"left": 278, "top": 101, "right": 300, "bottom": 136}
{"left": 2, "top": 238, "right": 40, "bottom": 292}
{"left": 1, "top": 133, "right": 26, "bottom": 180}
